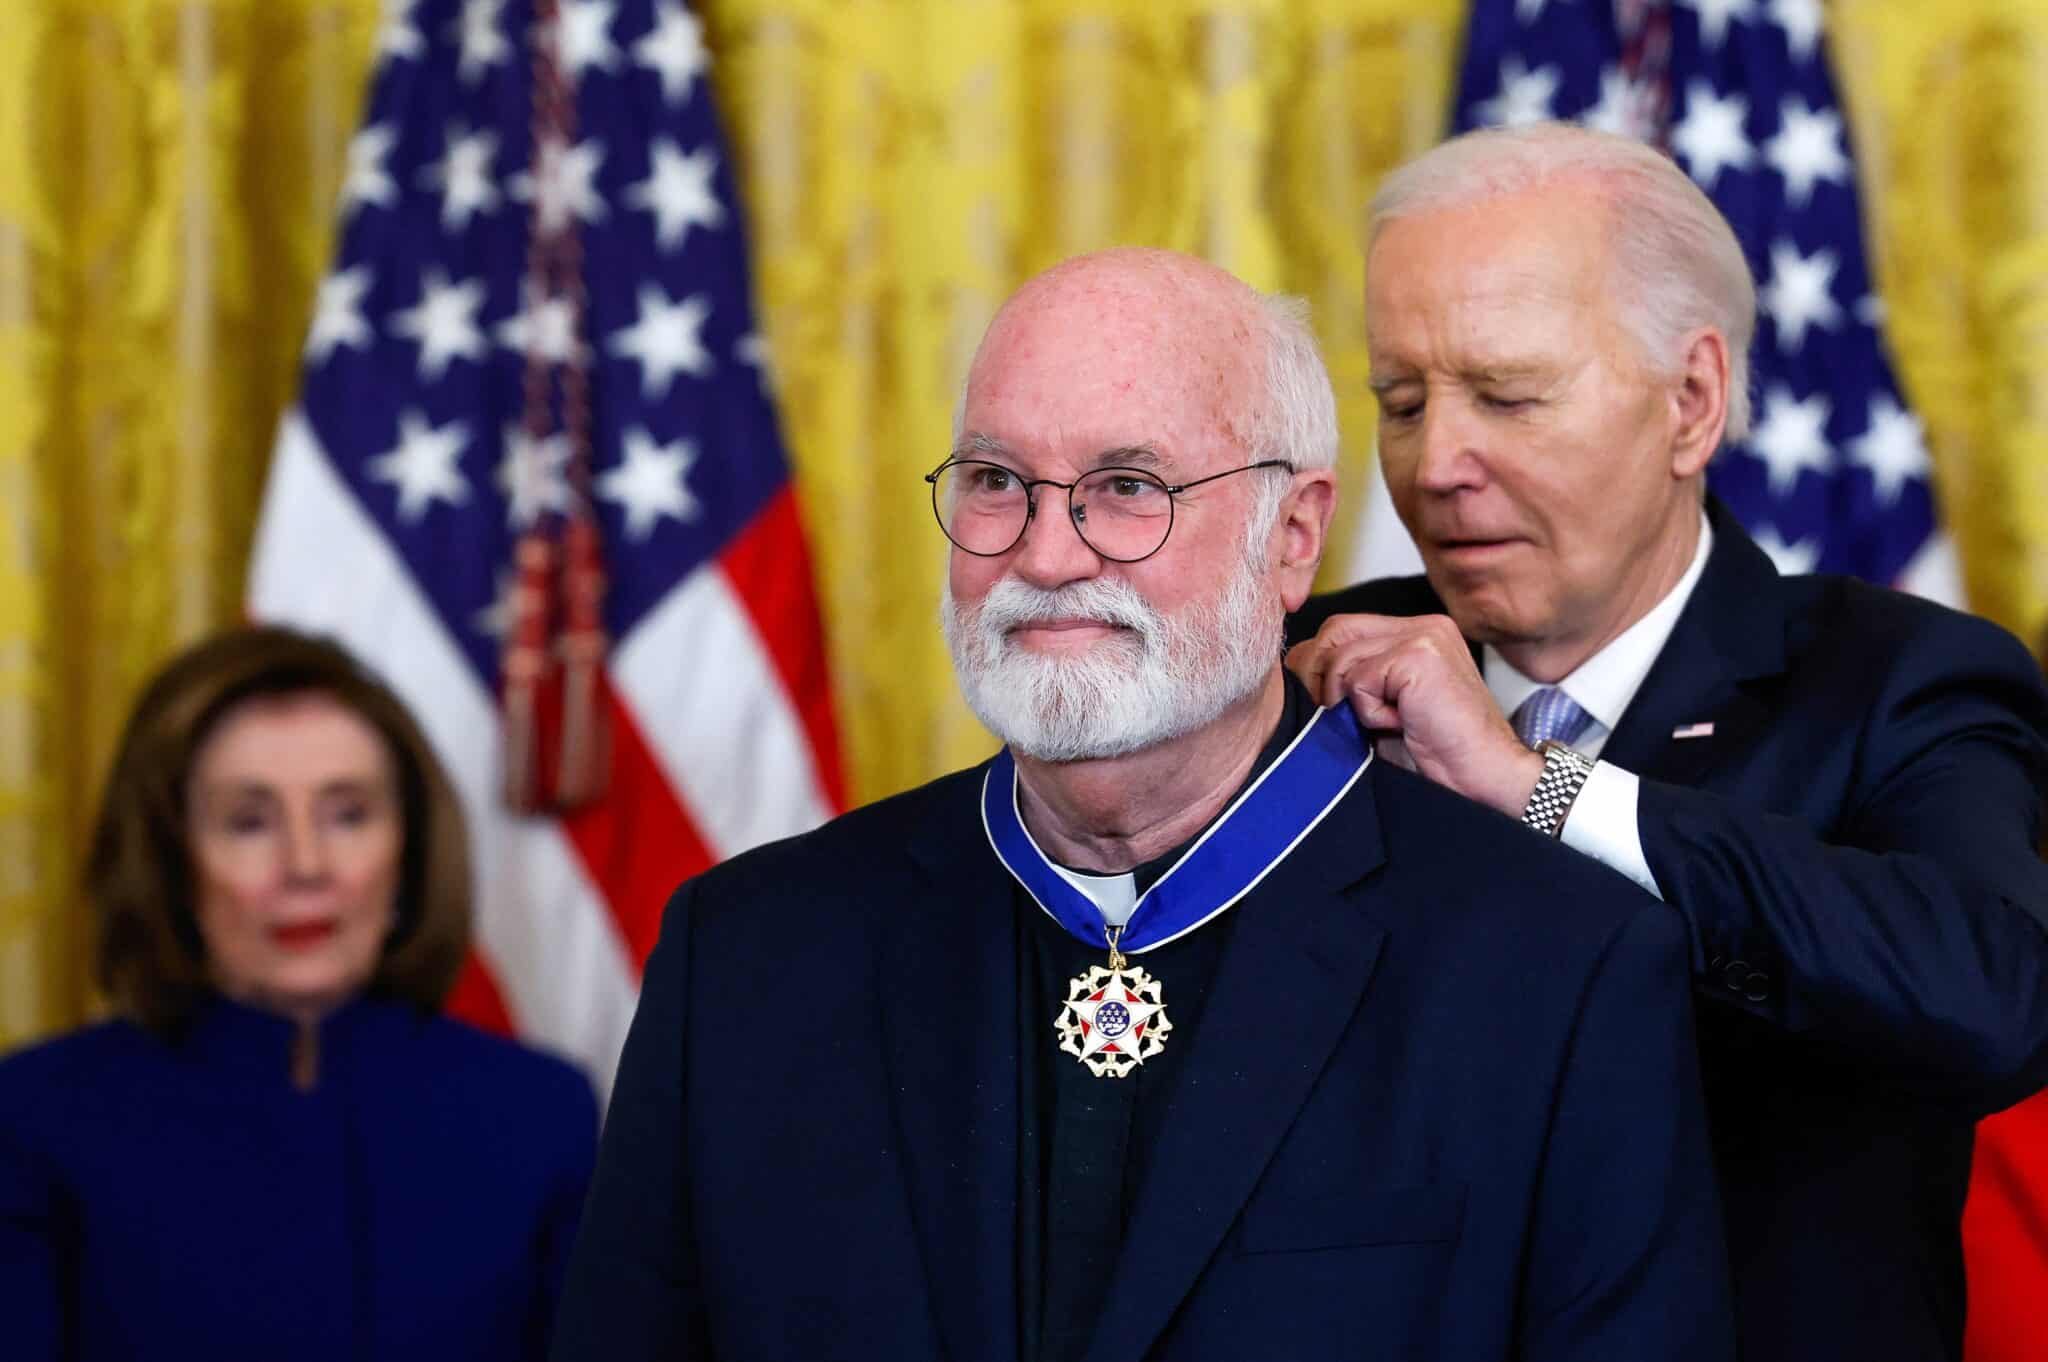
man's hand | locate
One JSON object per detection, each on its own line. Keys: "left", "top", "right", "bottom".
{"left": 1288, "top": 613, "right": 1546, "bottom": 819}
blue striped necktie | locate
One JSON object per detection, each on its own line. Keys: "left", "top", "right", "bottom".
{"left": 1511, "top": 687, "right": 1594, "bottom": 750}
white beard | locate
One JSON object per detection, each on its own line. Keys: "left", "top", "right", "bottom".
{"left": 942, "top": 545, "right": 1281, "bottom": 763}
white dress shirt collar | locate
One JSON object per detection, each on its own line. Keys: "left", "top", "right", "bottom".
{"left": 1483, "top": 511, "right": 1715, "bottom": 756}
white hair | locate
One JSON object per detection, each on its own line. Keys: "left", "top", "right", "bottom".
{"left": 1370, "top": 123, "right": 1757, "bottom": 441}
{"left": 1219, "top": 292, "right": 1336, "bottom": 569}
{"left": 1248, "top": 292, "right": 1340, "bottom": 473}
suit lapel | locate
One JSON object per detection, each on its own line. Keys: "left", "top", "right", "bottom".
{"left": 1082, "top": 776, "right": 1389, "bottom": 1362}
{"left": 885, "top": 772, "right": 1021, "bottom": 1362}
{"left": 1601, "top": 502, "right": 1788, "bottom": 784}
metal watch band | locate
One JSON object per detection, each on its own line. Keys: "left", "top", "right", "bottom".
{"left": 1521, "top": 740, "right": 1595, "bottom": 838}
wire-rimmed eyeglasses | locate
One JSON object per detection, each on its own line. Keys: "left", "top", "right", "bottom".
{"left": 924, "top": 458, "right": 1294, "bottom": 564}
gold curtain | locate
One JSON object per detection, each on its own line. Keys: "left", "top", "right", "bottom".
{"left": 2, "top": 0, "right": 2044, "bottom": 1052}
{"left": 1832, "top": 0, "right": 2048, "bottom": 644}
{"left": 0, "top": 0, "right": 378, "bottom": 1047}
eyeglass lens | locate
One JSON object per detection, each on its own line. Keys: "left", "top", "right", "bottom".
{"left": 931, "top": 462, "right": 1175, "bottom": 561}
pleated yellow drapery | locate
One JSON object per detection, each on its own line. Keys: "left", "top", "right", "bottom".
{"left": 0, "top": 1, "right": 379, "bottom": 1048}
{"left": 2, "top": 0, "right": 2044, "bottom": 1052}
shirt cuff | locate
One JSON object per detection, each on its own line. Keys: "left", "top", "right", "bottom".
{"left": 1559, "top": 761, "right": 1664, "bottom": 899}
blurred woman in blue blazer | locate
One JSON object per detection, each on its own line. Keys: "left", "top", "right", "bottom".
{"left": 0, "top": 626, "right": 597, "bottom": 1361}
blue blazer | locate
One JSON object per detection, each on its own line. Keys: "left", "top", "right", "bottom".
{"left": 0, "top": 997, "right": 597, "bottom": 1361}
{"left": 1289, "top": 500, "right": 2048, "bottom": 1362}
{"left": 554, "top": 750, "right": 1735, "bottom": 1361}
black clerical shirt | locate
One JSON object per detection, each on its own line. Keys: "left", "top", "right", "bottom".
{"left": 1015, "top": 678, "right": 1315, "bottom": 1362}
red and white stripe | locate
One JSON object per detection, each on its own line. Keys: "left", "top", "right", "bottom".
{"left": 250, "top": 412, "right": 841, "bottom": 1092}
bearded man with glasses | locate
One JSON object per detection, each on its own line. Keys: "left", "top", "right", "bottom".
{"left": 554, "top": 247, "right": 1734, "bottom": 1362}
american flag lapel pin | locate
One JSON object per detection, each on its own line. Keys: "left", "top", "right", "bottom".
{"left": 1672, "top": 722, "right": 1716, "bottom": 740}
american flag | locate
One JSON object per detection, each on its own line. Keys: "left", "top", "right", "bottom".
{"left": 249, "top": 0, "right": 843, "bottom": 1090}
{"left": 1346, "top": 0, "right": 1960, "bottom": 603}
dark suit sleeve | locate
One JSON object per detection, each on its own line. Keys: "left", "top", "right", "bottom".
{"left": 1640, "top": 623, "right": 2048, "bottom": 1114}
{"left": 1520, "top": 901, "right": 1736, "bottom": 1362}
{"left": 550, "top": 886, "right": 713, "bottom": 1360}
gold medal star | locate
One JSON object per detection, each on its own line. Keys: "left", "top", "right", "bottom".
{"left": 1056, "top": 963, "right": 1173, "bottom": 1078}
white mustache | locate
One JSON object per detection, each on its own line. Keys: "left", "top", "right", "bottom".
{"left": 970, "top": 576, "right": 1163, "bottom": 644}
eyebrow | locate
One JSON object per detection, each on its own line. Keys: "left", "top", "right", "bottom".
{"left": 1466, "top": 364, "right": 1551, "bottom": 385}
{"left": 952, "top": 431, "right": 1013, "bottom": 461}
{"left": 947, "top": 437, "right": 1169, "bottom": 474}
{"left": 197, "top": 776, "right": 391, "bottom": 803}
{"left": 1093, "top": 444, "right": 1164, "bottom": 472}
{"left": 1368, "top": 363, "right": 1551, "bottom": 395}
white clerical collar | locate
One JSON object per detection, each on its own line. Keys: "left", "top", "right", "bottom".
{"left": 1484, "top": 510, "right": 1714, "bottom": 746}
{"left": 1051, "top": 864, "right": 1139, "bottom": 927}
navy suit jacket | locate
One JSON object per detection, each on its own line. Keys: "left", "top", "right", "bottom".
{"left": 1289, "top": 500, "right": 2048, "bottom": 1361}
{"left": 555, "top": 744, "right": 1735, "bottom": 1361}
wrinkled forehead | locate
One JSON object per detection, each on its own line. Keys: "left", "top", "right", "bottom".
{"left": 962, "top": 263, "right": 1264, "bottom": 472}
{"left": 1364, "top": 186, "right": 1617, "bottom": 369}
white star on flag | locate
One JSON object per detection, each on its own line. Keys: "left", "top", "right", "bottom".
{"left": 471, "top": 568, "right": 517, "bottom": 640}
{"left": 1515, "top": 0, "right": 1570, "bottom": 23}
{"left": 512, "top": 137, "right": 608, "bottom": 236}
{"left": 1748, "top": 384, "right": 1834, "bottom": 496}
{"left": 627, "top": 140, "right": 726, "bottom": 251}
{"left": 341, "top": 124, "right": 398, "bottom": 216}
{"left": 1582, "top": 66, "right": 1657, "bottom": 140}
{"left": 557, "top": 0, "right": 621, "bottom": 81}
{"left": 635, "top": 1, "right": 710, "bottom": 105}
{"left": 610, "top": 286, "right": 714, "bottom": 399}
{"left": 306, "top": 266, "right": 375, "bottom": 364}
{"left": 423, "top": 126, "right": 501, "bottom": 231}
{"left": 736, "top": 331, "right": 776, "bottom": 396}
{"left": 1752, "top": 525, "right": 1821, "bottom": 575}
{"left": 1679, "top": 0, "right": 1756, "bottom": 48}
{"left": 600, "top": 429, "right": 700, "bottom": 539}
{"left": 497, "top": 426, "right": 574, "bottom": 528}
{"left": 1761, "top": 240, "right": 1844, "bottom": 350}
{"left": 1849, "top": 396, "right": 1931, "bottom": 505}
{"left": 496, "top": 283, "right": 584, "bottom": 366}
{"left": 1770, "top": 0, "right": 1825, "bottom": 62}
{"left": 368, "top": 411, "right": 471, "bottom": 521}
{"left": 376, "top": 0, "right": 425, "bottom": 61}
{"left": 455, "top": 0, "right": 512, "bottom": 84}
{"left": 1672, "top": 82, "right": 1754, "bottom": 189}
{"left": 1764, "top": 99, "right": 1850, "bottom": 206}
{"left": 1476, "top": 56, "right": 1561, "bottom": 127}
{"left": 389, "top": 271, "right": 489, "bottom": 380}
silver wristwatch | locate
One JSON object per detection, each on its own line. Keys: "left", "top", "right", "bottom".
{"left": 1521, "top": 740, "right": 1595, "bottom": 838}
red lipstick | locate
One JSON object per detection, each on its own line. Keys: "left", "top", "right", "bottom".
{"left": 270, "top": 921, "right": 339, "bottom": 950}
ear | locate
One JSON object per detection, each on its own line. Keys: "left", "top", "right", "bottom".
{"left": 1274, "top": 470, "right": 1337, "bottom": 612}
{"left": 1669, "top": 328, "right": 1731, "bottom": 479}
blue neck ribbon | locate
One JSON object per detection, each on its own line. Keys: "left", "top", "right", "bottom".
{"left": 980, "top": 704, "right": 1373, "bottom": 955}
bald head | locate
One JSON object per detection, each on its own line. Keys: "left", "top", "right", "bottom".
{"left": 960, "top": 248, "right": 1339, "bottom": 476}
